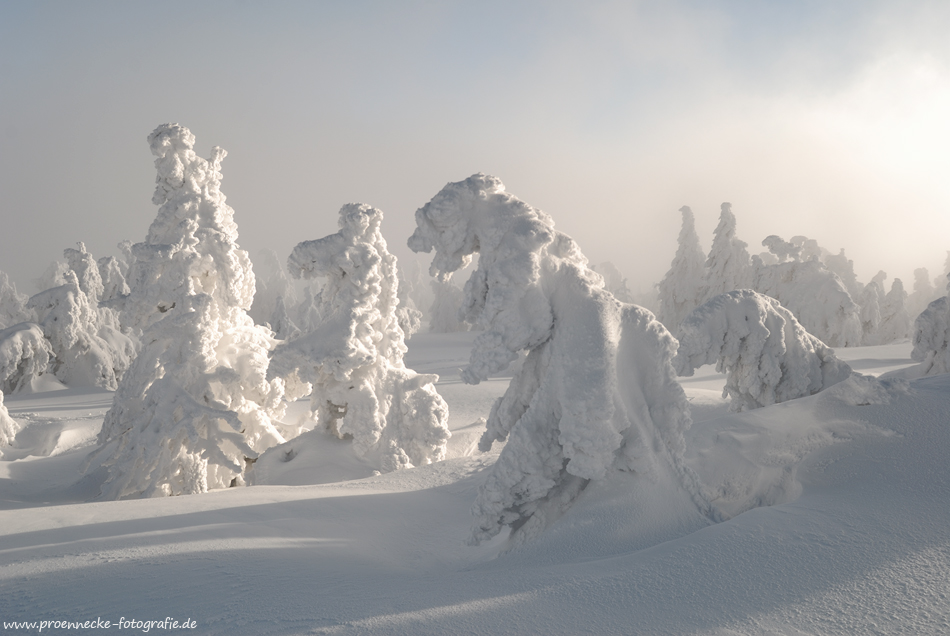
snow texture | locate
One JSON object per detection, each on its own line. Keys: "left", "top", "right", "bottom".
{"left": 675, "top": 290, "right": 853, "bottom": 411}
{"left": 90, "top": 124, "right": 295, "bottom": 499}
{"left": 267, "top": 202, "right": 450, "bottom": 473}
{"left": 657, "top": 205, "right": 706, "bottom": 331}
{"left": 911, "top": 295, "right": 950, "bottom": 376}
{"left": 409, "top": 173, "right": 710, "bottom": 545}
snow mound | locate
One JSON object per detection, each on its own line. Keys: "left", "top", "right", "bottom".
{"left": 675, "top": 290, "right": 853, "bottom": 411}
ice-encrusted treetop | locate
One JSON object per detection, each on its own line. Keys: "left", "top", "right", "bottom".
{"left": 124, "top": 123, "right": 255, "bottom": 330}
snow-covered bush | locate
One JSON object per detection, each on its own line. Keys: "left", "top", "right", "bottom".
{"left": 0, "top": 389, "right": 18, "bottom": 447}
{"left": 0, "top": 271, "right": 32, "bottom": 329}
{"left": 267, "top": 203, "right": 450, "bottom": 472}
{"left": 428, "top": 278, "right": 469, "bottom": 333}
{"left": 702, "top": 203, "right": 753, "bottom": 302}
{"left": 674, "top": 290, "right": 853, "bottom": 412}
{"left": 753, "top": 257, "right": 863, "bottom": 347}
{"left": 90, "top": 123, "right": 298, "bottom": 499}
{"left": 657, "top": 206, "right": 706, "bottom": 331}
{"left": 409, "top": 173, "right": 710, "bottom": 545}
{"left": 0, "top": 322, "right": 52, "bottom": 394}
{"left": 27, "top": 271, "right": 134, "bottom": 390}
{"left": 911, "top": 293, "right": 950, "bottom": 376}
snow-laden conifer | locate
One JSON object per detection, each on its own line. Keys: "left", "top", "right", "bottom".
{"left": 64, "top": 242, "right": 105, "bottom": 303}
{"left": 267, "top": 203, "right": 450, "bottom": 472}
{"left": 878, "top": 279, "right": 911, "bottom": 342}
{"left": 97, "top": 256, "right": 130, "bottom": 302}
{"left": 0, "top": 271, "right": 32, "bottom": 329}
{"left": 409, "top": 173, "right": 710, "bottom": 545}
{"left": 702, "top": 203, "right": 753, "bottom": 302}
{"left": 911, "top": 294, "right": 950, "bottom": 376}
{"left": 0, "top": 323, "right": 52, "bottom": 394}
{"left": 90, "top": 124, "right": 298, "bottom": 499}
{"left": 674, "top": 290, "right": 852, "bottom": 411}
{"left": 0, "top": 390, "right": 18, "bottom": 447}
{"left": 753, "top": 257, "right": 863, "bottom": 347}
{"left": 27, "top": 271, "right": 134, "bottom": 390}
{"left": 428, "top": 278, "right": 469, "bottom": 333}
{"left": 657, "top": 206, "right": 706, "bottom": 330}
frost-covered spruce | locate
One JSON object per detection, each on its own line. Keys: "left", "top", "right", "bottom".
{"left": 409, "top": 173, "right": 710, "bottom": 545}
{"left": 674, "top": 290, "right": 853, "bottom": 412}
{"left": 64, "top": 242, "right": 105, "bottom": 303}
{"left": 428, "top": 278, "right": 469, "bottom": 333}
{"left": 0, "top": 323, "right": 51, "bottom": 394}
{"left": 911, "top": 281, "right": 950, "bottom": 376}
{"left": 702, "top": 202, "right": 753, "bottom": 303}
{"left": 657, "top": 206, "right": 706, "bottom": 331}
{"left": 0, "top": 389, "right": 18, "bottom": 447}
{"left": 753, "top": 248, "right": 863, "bottom": 348}
{"left": 267, "top": 203, "right": 450, "bottom": 472}
{"left": 90, "top": 124, "right": 298, "bottom": 499}
{"left": 878, "top": 279, "right": 911, "bottom": 343}
{"left": 0, "top": 271, "right": 32, "bottom": 330}
{"left": 97, "top": 255, "right": 130, "bottom": 302}
{"left": 27, "top": 271, "right": 134, "bottom": 390}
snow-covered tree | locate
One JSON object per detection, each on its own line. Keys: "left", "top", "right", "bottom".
{"left": 409, "top": 173, "right": 710, "bottom": 545}
{"left": 0, "top": 322, "right": 52, "bottom": 394}
{"left": 911, "top": 294, "right": 950, "bottom": 376}
{"left": 89, "top": 123, "right": 299, "bottom": 499}
{"left": 64, "top": 242, "right": 105, "bottom": 303}
{"left": 428, "top": 278, "right": 469, "bottom": 333}
{"left": 269, "top": 296, "right": 301, "bottom": 340}
{"left": 0, "top": 389, "right": 18, "bottom": 447}
{"left": 249, "top": 248, "right": 298, "bottom": 329}
{"left": 753, "top": 257, "right": 863, "bottom": 347}
{"left": 657, "top": 206, "right": 706, "bottom": 330}
{"left": 97, "top": 256, "right": 130, "bottom": 302}
{"left": 878, "top": 278, "right": 911, "bottom": 342}
{"left": 823, "top": 248, "right": 863, "bottom": 299}
{"left": 674, "top": 290, "right": 853, "bottom": 412}
{"left": 908, "top": 267, "right": 938, "bottom": 319}
{"left": 593, "top": 261, "right": 635, "bottom": 304}
{"left": 858, "top": 280, "right": 884, "bottom": 345}
{"left": 267, "top": 203, "right": 450, "bottom": 472}
{"left": 703, "top": 202, "right": 753, "bottom": 302}
{"left": 27, "top": 271, "right": 134, "bottom": 390}
{"left": 0, "top": 271, "right": 32, "bottom": 329}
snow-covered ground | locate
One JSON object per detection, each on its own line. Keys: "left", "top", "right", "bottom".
{"left": 1, "top": 335, "right": 947, "bottom": 635}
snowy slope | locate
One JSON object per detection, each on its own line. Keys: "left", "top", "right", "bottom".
{"left": 0, "top": 336, "right": 948, "bottom": 635}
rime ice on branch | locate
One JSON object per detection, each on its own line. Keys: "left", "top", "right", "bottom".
{"left": 90, "top": 124, "right": 298, "bottom": 499}
{"left": 409, "top": 173, "right": 710, "bottom": 545}
{"left": 267, "top": 203, "right": 450, "bottom": 472}
{"left": 674, "top": 290, "right": 853, "bottom": 412}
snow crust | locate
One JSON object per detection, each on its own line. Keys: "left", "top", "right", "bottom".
{"left": 267, "top": 203, "right": 450, "bottom": 473}
{"left": 409, "top": 173, "right": 710, "bottom": 544}
{"left": 675, "top": 290, "right": 853, "bottom": 411}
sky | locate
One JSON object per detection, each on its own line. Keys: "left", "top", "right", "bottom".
{"left": 1, "top": 0, "right": 949, "bottom": 295}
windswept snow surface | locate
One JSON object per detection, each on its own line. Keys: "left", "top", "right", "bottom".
{"left": 1, "top": 337, "right": 949, "bottom": 635}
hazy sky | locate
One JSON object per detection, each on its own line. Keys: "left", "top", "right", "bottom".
{"left": 2, "top": 0, "right": 949, "bottom": 294}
